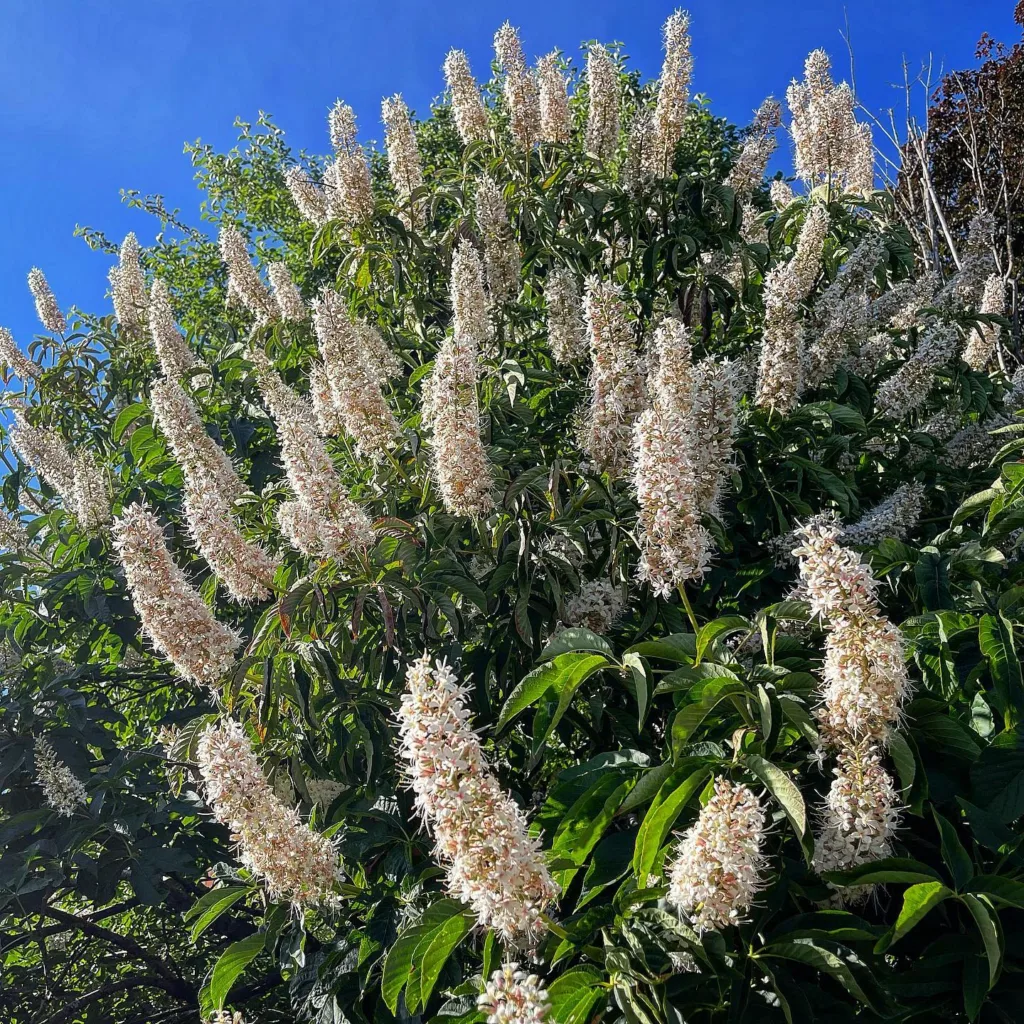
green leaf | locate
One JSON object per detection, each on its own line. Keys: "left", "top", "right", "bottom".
{"left": 694, "top": 615, "right": 749, "bottom": 664}
{"left": 971, "top": 729, "right": 1024, "bottom": 822}
{"left": 745, "top": 753, "right": 809, "bottom": 859}
{"left": 823, "top": 857, "right": 943, "bottom": 888}
{"left": 979, "top": 613, "right": 1024, "bottom": 718}
{"left": 548, "top": 967, "right": 605, "bottom": 1024}
{"left": 497, "top": 652, "right": 609, "bottom": 732}
{"left": 931, "top": 807, "right": 973, "bottom": 890}
{"left": 670, "top": 679, "right": 745, "bottom": 757}
{"left": 622, "top": 652, "right": 649, "bottom": 728}
{"left": 112, "top": 402, "right": 150, "bottom": 442}
{"left": 875, "top": 881, "right": 953, "bottom": 952}
{"left": 889, "top": 731, "right": 916, "bottom": 798}
{"left": 965, "top": 873, "right": 1024, "bottom": 908}
{"left": 632, "top": 767, "right": 711, "bottom": 882}
{"left": 205, "top": 932, "right": 264, "bottom": 1011}
{"left": 915, "top": 548, "right": 952, "bottom": 611}
{"left": 552, "top": 774, "right": 632, "bottom": 889}
{"left": 961, "top": 894, "right": 1002, "bottom": 989}
{"left": 540, "top": 627, "right": 616, "bottom": 661}
{"left": 185, "top": 885, "right": 250, "bottom": 943}
{"left": 760, "top": 939, "right": 879, "bottom": 1009}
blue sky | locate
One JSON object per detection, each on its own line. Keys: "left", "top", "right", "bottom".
{"left": 0, "top": 1, "right": 1016, "bottom": 351}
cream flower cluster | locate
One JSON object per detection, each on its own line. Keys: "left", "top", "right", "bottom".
{"left": 787, "top": 49, "right": 873, "bottom": 193}
{"left": 645, "top": 10, "right": 693, "bottom": 178}
{"left": 0, "top": 508, "right": 29, "bottom": 553}
{"left": 691, "top": 358, "right": 739, "bottom": 518}
{"left": 27, "top": 267, "right": 66, "bottom": 334}
{"left": 110, "top": 232, "right": 148, "bottom": 333}
{"left": 10, "top": 412, "right": 110, "bottom": 534}
{"left": 495, "top": 23, "right": 539, "bottom": 149}
{"left": 841, "top": 482, "right": 925, "bottom": 548}
{"left": 725, "top": 98, "right": 782, "bottom": 197}
{"left": 755, "top": 203, "right": 829, "bottom": 412}
{"left": 585, "top": 44, "right": 620, "bottom": 162}
{"left": 423, "top": 241, "right": 495, "bottom": 516}
{"left": 34, "top": 736, "right": 88, "bottom": 817}
{"left": 666, "top": 778, "right": 768, "bottom": 932}
{"left": 268, "top": 262, "right": 307, "bottom": 322}
{"left": 874, "top": 323, "right": 959, "bottom": 420}
{"left": 312, "top": 289, "right": 399, "bottom": 458}
{"left": 537, "top": 53, "right": 571, "bottom": 144}
{"left": 444, "top": 50, "right": 489, "bottom": 145}
{"left": 148, "top": 280, "right": 202, "bottom": 381}
{"left": 634, "top": 318, "right": 712, "bottom": 595}
{"left": 937, "top": 212, "right": 996, "bottom": 308}
{"left": 113, "top": 502, "right": 241, "bottom": 684}
{"left": 544, "top": 269, "right": 588, "bottom": 365}
{"left": 382, "top": 95, "right": 424, "bottom": 229}
{"left": 963, "top": 274, "right": 1005, "bottom": 371}
{"left": 476, "top": 176, "right": 521, "bottom": 303}
{"left": 285, "top": 166, "right": 329, "bottom": 226}
{"left": 328, "top": 101, "right": 376, "bottom": 227}
{"left": 0, "top": 326, "right": 40, "bottom": 382}
{"left": 561, "top": 578, "right": 624, "bottom": 635}
{"left": 219, "top": 227, "right": 276, "bottom": 321}
{"left": 249, "top": 349, "right": 374, "bottom": 557}
{"left": 397, "top": 655, "right": 559, "bottom": 941}
{"left": 478, "top": 964, "right": 551, "bottom": 1024}
{"left": 581, "top": 278, "right": 646, "bottom": 477}
{"left": 197, "top": 719, "right": 340, "bottom": 906}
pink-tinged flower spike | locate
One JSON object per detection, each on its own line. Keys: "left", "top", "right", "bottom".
{"left": 149, "top": 377, "right": 246, "bottom": 501}
{"left": 358, "top": 321, "right": 403, "bottom": 381}
{"left": 873, "top": 322, "right": 959, "bottom": 420}
{"left": 0, "top": 326, "right": 40, "bottom": 382}
{"left": 0, "top": 509, "right": 29, "bottom": 553}
{"left": 793, "top": 517, "right": 911, "bottom": 747}
{"left": 691, "top": 357, "right": 739, "bottom": 517}
{"left": 422, "top": 241, "right": 495, "bottom": 516}
{"left": 312, "top": 289, "right": 399, "bottom": 458}
{"left": 34, "top": 736, "right": 88, "bottom": 817}
{"left": 846, "top": 122, "right": 875, "bottom": 195}
{"left": 537, "top": 52, "right": 571, "bottom": 144}
{"left": 218, "top": 227, "right": 277, "bottom": 321}
{"left": 69, "top": 450, "right": 111, "bottom": 535}
{"left": 633, "top": 318, "right": 711, "bottom": 595}
{"left": 197, "top": 719, "right": 340, "bottom": 906}
{"left": 813, "top": 741, "right": 901, "bottom": 904}
{"left": 285, "top": 166, "right": 329, "bottom": 226}
{"left": 327, "top": 101, "right": 376, "bottom": 227}
{"left": 475, "top": 176, "right": 520, "bottom": 303}
{"left": 267, "top": 262, "right": 307, "bottom": 322}
{"left": 645, "top": 10, "right": 693, "bottom": 178}
{"left": 544, "top": 269, "right": 588, "bottom": 365}
{"left": 841, "top": 482, "right": 925, "bottom": 548}
{"left": 755, "top": 203, "right": 829, "bottom": 412}
{"left": 148, "top": 280, "right": 202, "bottom": 381}
{"left": 584, "top": 43, "right": 620, "bottom": 162}
{"left": 964, "top": 275, "right": 1005, "bottom": 370}
{"left": 110, "top": 232, "right": 147, "bottom": 332}
{"left": 725, "top": 98, "right": 783, "bottom": 197}
{"left": 581, "top": 278, "right": 646, "bottom": 478}
{"left": 479, "top": 964, "right": 551, "bottom": 1024}
{"left": 309, "top": 361, "right": 346, "bottom": 437}
{"left": 495, "top": 22, "right": 539, "bottom": 149}
{"left": 398, "top": 655, "right": 559, "bottom": 941}
{"left": 248, "top": 348, "right": 374, "bottom": 558}
{"left": 666, "top": 778, "right": 768, "bottom": 932}
{"left": 769, "top": 180, "right": 795, "bottom": 208}
{"left": 444, "top": 49, "right": 489, "bottom": 145}
{"left": 113, "top": 502, "right": 241, "bottom": 684}
{"left": 381, "top": 95, "right": 424, "bottom": 230}
{"left": 27, "top": 268, "right": 65, "bottom": 335}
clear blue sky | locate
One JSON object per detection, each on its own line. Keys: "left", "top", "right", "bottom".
{"left": 0, "top": 1, "right": 1016, "bottom": 351}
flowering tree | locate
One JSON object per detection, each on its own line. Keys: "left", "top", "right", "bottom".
{"left": 3, "top": 13, "right": 1024, "bottom": 1024}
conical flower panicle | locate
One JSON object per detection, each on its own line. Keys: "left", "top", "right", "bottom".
{"left": 964, "top": 274, "right": 1005, "bottom": 370}
{"left": 691, "top": 356, "right": 738, "bottom": 517}
{"left": 358, "top": 321, "right": 403, "bottom": 381}
{"left": 218, "top": 227, "right": 277, "bottom": 321}
{"left": 475, "top": 176, "right": 520, "bottom": 303}
{"left": 444, "top": 50, "right": 489, "bottom": 144}
{"left": 544, "top": 269, "right": 588, "bottom": 365}
{"left": 633, "top": 318, "right": 711, "bottom": 595}
{"left": 111, "top": 232, "right": 148, "bottom": 332}
{"left": 148, "top": 280, "right": 202, "bottom": 381}
{"left": 479, "top": 965, "right": 551, "bottom": 1024}
{"left": 309, "top": 362, "right": 346, "bottom": 437}
{"left": 561, "top": 578, "right": 623, "bottom": 634}
{"left": 327, "top": 101, "right": 375, "bottom": 227}
{"left": 537, "top": 52, "right": 571, "bottom": 144}
{"left": 584, "top": 44, "right": 620, "bottom": 162}
{"left": 197, "top": 719, "right": 339, "bottom": 905}
{"left": 0, "top": 326, "right": 40, "bottom": 382}
{"left": 666, "top": 778, "right": 768, "bottom": 932}
{"left": 312, "top": 289, "right": 399, "bottom": 458}
{"left": 149, "top": 377, "right": 246, "bottom": 501}
{"left": 267, "top": 262, "right": 307, "bottom": 322}
{"left": 873, "top": 323, "right": 958, "bottom": 420}
{"left": 34, "top": 736, "right": 88, "bottom": 817}
{"left": 27, "top": 268, "right": 66, "bottom": 334}
{"left": 644, "top": 10, "right": 693, "bottom": 178}
{"left": 382, "top": 95, "right": 424, "bottom": 230}
{"left": 0, "top": 508, "right": 29, "bottom": 553}
{"left": 724, "top": 98, "right": 782, "bottom": 196}
{"left": 69, "top": 450, "right": 111, "bottom": 535}
{"left": 424, "top": 242, "right": 495, "bottom": 516}
{"left": 397, "top": 655, "right": 559, "bottom": 941}
{"left": 495, "top": 22, "right": 539, "bottom": 149}
{"left": 113, "top": 502, "right": 241, "bottom": 684}
{"left": 841, "top": 482, "right": 925, "bottom": 548}
{"left": 285, "top": 166, "right": 330, "bottom": 226}
{"left": 755, "top": 203, "right": 829, "bottom": 412}
{"left": 582, "top": 278, "right": 646, "bottom": 478}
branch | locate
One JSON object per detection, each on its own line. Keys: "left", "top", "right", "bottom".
{"left": 41, "top": 976, "right": 184, "bottom": 1024}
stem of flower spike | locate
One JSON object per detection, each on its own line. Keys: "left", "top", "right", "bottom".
{"left": 677, "top": 583, "right": 700, "bottom": 634}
